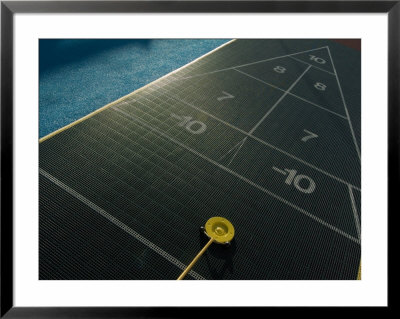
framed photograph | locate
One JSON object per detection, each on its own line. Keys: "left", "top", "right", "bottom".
{"left": 1, "top": 0, "right": 395, "bottom": 317}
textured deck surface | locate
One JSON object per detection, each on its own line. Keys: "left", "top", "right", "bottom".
{"left": 39, "top": 39, "right": 361, "bottom": 280}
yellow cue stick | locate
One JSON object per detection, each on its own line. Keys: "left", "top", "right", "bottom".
{"left": 177, "top": 237, "right": 214, "bottom": 280}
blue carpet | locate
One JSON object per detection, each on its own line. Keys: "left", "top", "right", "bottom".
{"left": 39, "top": 39, "right": 230, "bottom": 138}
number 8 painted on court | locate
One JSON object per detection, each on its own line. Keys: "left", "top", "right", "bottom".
{"left": 314, "top": 82, "right": 327, "bottom": 91}
{"left": 170, "top": 114, "right": 207, "bottom": 135}
{"left": 273, "top": 66, "right": 286, "bottom": 73}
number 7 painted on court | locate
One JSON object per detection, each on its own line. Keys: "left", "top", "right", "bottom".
{"left": 217, "top": 91, "right": 235, "bottom": 101}
{"left": 301, "top": 129, "right": 318, "bottom": 142}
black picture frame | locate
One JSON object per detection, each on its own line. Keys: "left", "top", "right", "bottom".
{"left": 1, "top": 1, "right": 396, "bottom": 317}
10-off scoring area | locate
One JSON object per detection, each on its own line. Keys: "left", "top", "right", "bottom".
{"left": 110, "top": 45, "right": 361, "bottom": 243}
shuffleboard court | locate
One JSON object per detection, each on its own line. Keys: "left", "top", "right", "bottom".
{"left": 39, "top": 39, "right": 361, "bottom": 280}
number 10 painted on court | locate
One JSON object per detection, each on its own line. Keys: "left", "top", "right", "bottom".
{"left": 272, "top": 167, "right": 316, "bottom": 194}
{"left": 170, "top": 113, "right": 207, "bottom": 134}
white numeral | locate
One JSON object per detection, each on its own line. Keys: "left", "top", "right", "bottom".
{"left": 273, "top": 66, "right": 286, "bottom": 74}
{"left": 301, "top": 129, "right": 318, "bottom": 142}
{"left": 314, "top": 82, "right": 327, "bottom": 91}
{"left": 217, "top": 91, "right": 235, "bottom": 101}
{"left": 309, "top": 55, "right": 326, "bottom": 64}
{"left": 272, "top": 167, "right": 316, "bottom": 194}
{"left": 170, "top": 114, "right": 207, "bottom": 135}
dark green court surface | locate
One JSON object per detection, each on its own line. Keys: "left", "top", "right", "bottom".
{"left": 39, "top": 39, "right": 361, "bottom": 280}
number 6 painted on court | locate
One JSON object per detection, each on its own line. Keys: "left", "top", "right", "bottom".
{"left": 170, "top": 114, "right": 207, "bottom": 135}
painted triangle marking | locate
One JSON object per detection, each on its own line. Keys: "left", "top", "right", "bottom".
{"left": 166, "top": 44, "right": 354, "bottom": 123}
{"left": 326, "top": 46, "right": 361, "bottom": 162}
{"left": 173, "top": 46, "right": 334, "bottom": 81}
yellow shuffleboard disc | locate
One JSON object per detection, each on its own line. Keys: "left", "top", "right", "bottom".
{"left": 204, "top": 217, "right": 235, "bottom": 244}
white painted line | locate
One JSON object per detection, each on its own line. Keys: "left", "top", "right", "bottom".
{"left": 233, "top": 68, "right": 348, "bottom": 119}
{"left": 112, "top": 106, "right": 360, "bottom": 245}
{"left": 39, "top": 41, "right": 233, "bottom": 143}
{"left": 272, "top": 166, "right": 287, "bottom": 175}
{"left": 326, "top": 46, "right": 361, "bottom": 162}
{"left": 221, "top": 137, "right": 248, "bottom": 166}
{"left": 227, "top": 139, "right": 246, "bottom": 166}
{"left": 247, "top": 65, "right": 312, "bottom": 135}
{"left": 165, "top": 39, "right": 236, "bottom": 80}
{"left": 219, "top": 137, "right": 246, "bottom": 160}
{"left": 39, "top": 168, "right": 206, "bottom": 280}
{"left": 348, "top": 184, "right": 361, "bottom": 241}
{"left": 148, "top": 84, "right": 361, "bottom": 190}
{"left": 174, "top": 46, "right": 330, "bottom": 81}
{"left": 288, "top": 55, "right": 336, "bottom": 76}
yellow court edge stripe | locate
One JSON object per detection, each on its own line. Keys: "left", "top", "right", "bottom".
{"left": 39, "top": 39, "right": 236, "bottom": 144}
